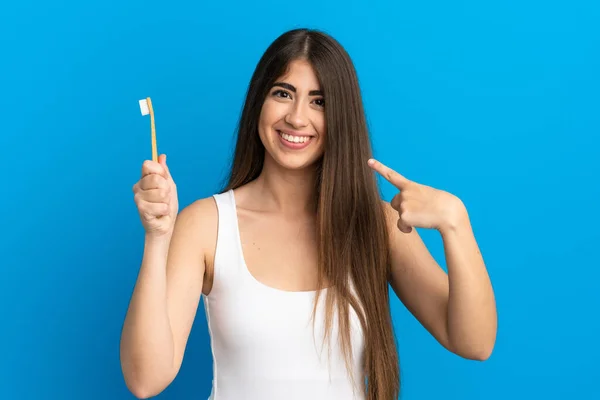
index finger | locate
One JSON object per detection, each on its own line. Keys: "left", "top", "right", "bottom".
{"left": 367, "top": 158, "right": 409, "bottom": 188}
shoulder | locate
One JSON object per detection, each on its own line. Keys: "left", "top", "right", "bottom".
{"left": 380, "top": 200, "right": 398, "bottom": 237}
{"left": 177, "top": 196, "right": 219, "bottom": 227}
{"left": 380, "top": 200, "right": 394, "bottom": 217}
{"left": 172, "top": 195, "right": 220, "bottom": 252}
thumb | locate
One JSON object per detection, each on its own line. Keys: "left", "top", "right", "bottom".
{"left": 158, "top": 154, "right": 172, "bottom": 179}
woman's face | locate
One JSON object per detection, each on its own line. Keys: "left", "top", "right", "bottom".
{"left": 258, "top": 59, "right": 326, "bottom": 171}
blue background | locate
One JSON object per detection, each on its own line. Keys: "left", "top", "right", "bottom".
{"left": 2, "top": 0, "right": 599, "bottom": 399}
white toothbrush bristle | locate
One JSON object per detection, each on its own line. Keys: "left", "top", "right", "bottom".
{"left": 139, "top": 99, "right": 150, "bottom": 116}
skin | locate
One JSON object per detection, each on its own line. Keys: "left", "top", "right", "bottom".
{"left": 122, "top": 58, "right": 496, "bottom": 398}
{"left": 368, "top": 159, "right": 497, "bottom": 360}
{"left": 229, "top": 59, "right": 328, "bottom": 292}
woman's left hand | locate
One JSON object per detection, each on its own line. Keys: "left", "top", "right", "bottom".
{"left": 368, "top": 158, "right": 467, "bottom": 234}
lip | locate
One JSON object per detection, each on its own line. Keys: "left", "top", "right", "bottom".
{"left": 277, "top": 129, "right": 314, "bottom": 137}
{"left": 277, "top": 130, "right": 314, "bottom": 150}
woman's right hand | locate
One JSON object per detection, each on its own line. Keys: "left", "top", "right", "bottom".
{"left": 133, "top": 154, "right": 179, "bottom": 237}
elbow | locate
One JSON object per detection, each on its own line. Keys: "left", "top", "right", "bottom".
{"left": 448, "top": 336, "right": 496, "bottom": 361}
{"left": 446, "top": 321, "right": 497, "bottom": 361}
{"left": 465, "top": 341, "right": 496, "bottom": 361}
{"left": 122, "top": 371, "right": 156, "bottom": 399}
{"left": 474, "top": 330, "right": 497, "bottom": 361}
{"left": 121, "top": 361, "right": 174, "bottom": 399}
{"left": 452, "top": 345, "right": 494, "bottom": 361}
{"left": 124, "top": 374, "right": 167, "bottom": 399}
{"left": 468, "top": 345, "right": 494, "bottom": 361}
{"left": 127, "top": 386, "right": 154, "bottom": 400}
{"left": 120, "top": 342, "right": 177, "bottom": 398}
{"left": 130, "top": 387, "right": 162, "bottom": 400}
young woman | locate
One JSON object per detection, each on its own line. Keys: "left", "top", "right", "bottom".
{"left": 120, "top": 28, "right": 497, "bottom": 400}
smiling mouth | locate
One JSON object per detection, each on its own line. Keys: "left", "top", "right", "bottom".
{"left": 277, "top": 130, "right": 313, "bottom": 144}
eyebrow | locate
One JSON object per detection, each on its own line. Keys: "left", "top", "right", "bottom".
{"left": 273, "top": 82, "right": 323, "bottom": 96}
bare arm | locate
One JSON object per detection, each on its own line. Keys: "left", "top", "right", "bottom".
{"left": 120, "top": 198, "right": 216, "bottom": 398}
{"left": 384, "top": 200, "right": 497, "bottom": 360}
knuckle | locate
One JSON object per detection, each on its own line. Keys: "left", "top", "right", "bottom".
{"left": 146, "top": 204, "right": 162, "bottom": 218}
{"left": 149, "top": 175, "right": 161, "bottom": 187}
{"left": 140, "top": 201, "right": 151, "bottom": 212}
{"left": 160, "top": 203, "right": 170, "bottom": 215}
{"left": 141, "top": 161, "right": 152, "bottom": 174}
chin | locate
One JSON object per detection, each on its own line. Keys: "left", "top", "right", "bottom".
{"left": 272, "top": 154, "right": 321, "bottom": 171}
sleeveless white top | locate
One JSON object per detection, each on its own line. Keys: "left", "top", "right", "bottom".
{"left": 202, "top": 190, "right": 367, "bottom": 400}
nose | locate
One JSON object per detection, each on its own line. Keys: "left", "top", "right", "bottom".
{"left": 284, "top": 103, "right": 309, "bottom": 129}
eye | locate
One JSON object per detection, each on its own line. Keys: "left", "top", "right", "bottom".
{"left": 272, "top": 89, "right": 291, "bottom": 99}
{"left": 313, "top": 98, "right": 325, "bottom": 108}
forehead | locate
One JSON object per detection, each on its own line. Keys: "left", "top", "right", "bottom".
{"left": 276, "top": 59, "right": 321, "bottom": 89}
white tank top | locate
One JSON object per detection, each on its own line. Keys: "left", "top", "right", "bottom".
{"left": 202, "top": 190, "right": 367, "bottom": 400}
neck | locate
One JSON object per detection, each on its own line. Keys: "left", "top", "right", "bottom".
{"left": 252, "top": 154, "right": 320, "bottom": 215}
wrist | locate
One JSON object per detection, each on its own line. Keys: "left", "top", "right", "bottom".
{"left": 144, "top": 232, "right": 173, "bottom": 248}
{"left": 439, "top": 196, "right": 469, "bottom": 235}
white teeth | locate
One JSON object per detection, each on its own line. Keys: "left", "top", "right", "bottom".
{"left": 280, "top": 132, "right": 310, "bottom": 144}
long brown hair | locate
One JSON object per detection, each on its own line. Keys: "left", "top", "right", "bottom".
{"left": 222, "top": 28, "right": 400, "bottom": 399}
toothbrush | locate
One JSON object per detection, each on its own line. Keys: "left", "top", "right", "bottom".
{"left": 139, "top": 97, "right": 158, "bottom": 162}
